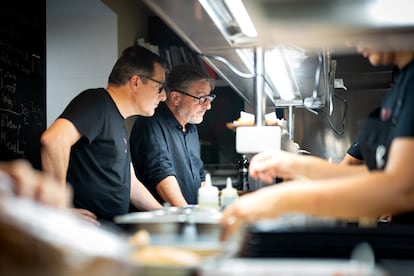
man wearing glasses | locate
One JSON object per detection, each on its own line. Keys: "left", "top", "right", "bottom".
{"left": 41, "top": 46, "right": 168, "bottom": 225}
{"left": 130, "top": 64, "right": 216, "bottom": 206}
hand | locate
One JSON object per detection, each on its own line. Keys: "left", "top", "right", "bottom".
{"left": 249, "top": 150, "right": 299, "bottom": 183}
{"left": 70, "top": 208, "right": 100, "bottom": 226}
{"left": 220, "top": 186, "right": 281, "bottom": 242}
{"left": 0, "top": 159, "right": 70, "bottom": 208}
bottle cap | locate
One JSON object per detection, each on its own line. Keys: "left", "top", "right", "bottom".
{"left": 226, "top": 177, "right": 232, "bottom": 189}
{"left": 205, "top": 173, "right": 212, "bottom": 186}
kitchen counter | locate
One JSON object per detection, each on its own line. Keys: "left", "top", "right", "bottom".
{"left": 120, "top": 210, "right": 414, "bottom": 275}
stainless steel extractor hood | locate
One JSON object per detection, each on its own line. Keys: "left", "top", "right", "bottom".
{"left": 242, "top": 0, "right": 414, "bottom": 52}
{"left": 142, "top": 0, "right": 329, "bottom": 109}
{"left": 142, "top": 0, "right": 414, "bottom": 110}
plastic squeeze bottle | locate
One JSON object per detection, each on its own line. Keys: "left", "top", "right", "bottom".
{"left": 198, "top": 173, "right": 219, "bottom": 209}
{"left": 220, "top": 177, "right": 239, "bottom": 209}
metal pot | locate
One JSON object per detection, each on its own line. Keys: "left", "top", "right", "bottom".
{"left": 114, "top": 206, "right": 223, "bottom": 246}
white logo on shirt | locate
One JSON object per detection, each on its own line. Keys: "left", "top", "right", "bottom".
{"left": 376, "top": 145, "right": 386, "bottom": 169}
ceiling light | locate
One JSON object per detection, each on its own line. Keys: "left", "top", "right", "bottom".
{"left": 224, "top": 0, "right": 257, "bottom": 37}
{"left": 265, "top": 48, "right": 296, "bottom": 101}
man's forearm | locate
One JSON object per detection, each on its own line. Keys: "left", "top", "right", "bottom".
{"left": 41, "top": 144, "right": 70, "bottom": 189}
{"left": 300, "top": 155, "right": 368, "bottom": 180}
{"left": 157, "top": 176, "right": 188, "bottom": 207}
{"left": 40, "top": 118, "right": 79, "bottom": 192}
{"left": 130, "top": 164, "right": 163, "bottom": 211}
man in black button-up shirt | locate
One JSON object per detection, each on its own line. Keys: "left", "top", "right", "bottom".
{"left": 130, "top": 64, "right": 216, "bottom": 206}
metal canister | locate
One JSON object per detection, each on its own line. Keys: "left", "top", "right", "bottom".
{"left": 238, "top": 155, "right": 249, "bottom": 191}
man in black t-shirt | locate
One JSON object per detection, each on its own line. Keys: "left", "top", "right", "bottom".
{"left": 41, "top": 46, "right": 168, "bottom": 223}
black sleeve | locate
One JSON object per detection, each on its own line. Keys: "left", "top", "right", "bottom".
{"left": 130, "top": 116, "right": 176, "bottom": 189}
{"left": 347, "top": 106, "right": 382, "bottom": 160}
{"left": 346, "top": 140, "right": 363, "bottom": 160}
{"left": 59, "top": 89, "right": 105, "bottom": 142}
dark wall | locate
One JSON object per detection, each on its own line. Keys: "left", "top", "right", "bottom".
{"left": 199, "top": 86, "right": 244, "bottom": 165}
{"left": 0, "top": 1, "right": 46, "bottom": 169}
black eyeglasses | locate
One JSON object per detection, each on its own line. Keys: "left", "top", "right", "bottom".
{"left": 173, "top": 89, "right": 216, "bottom": 105}
{"left": 139, "top": 75, "right": 165, "bottom": 94}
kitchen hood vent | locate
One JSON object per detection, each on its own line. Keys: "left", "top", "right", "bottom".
{"left": 242, "top": 0, "right": 414, "bottom": 52}
{"left": 142, "top": 0, "right": 327, "bottom": 108}
{"left": 142, "top": 0, "right": 413, "bottom": 110}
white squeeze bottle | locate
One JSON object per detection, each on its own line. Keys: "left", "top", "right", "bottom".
{"left": 220, "top": 177, "right": 239, "bottom": 209}
{"left": 198, "top": 173, "right": 219, "bottom": 209}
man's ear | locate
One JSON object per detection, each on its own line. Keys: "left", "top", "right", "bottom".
{"left": 130, "top": 75, "right": 140, "bottom": 89}
{"left": 169, "top": 91, "right": 180, "bottom": 105}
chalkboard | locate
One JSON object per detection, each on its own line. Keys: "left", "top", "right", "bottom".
{"left": 0, "top": 2, "right": 46, "bottom": 169}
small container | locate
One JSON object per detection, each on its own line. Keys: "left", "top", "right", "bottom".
{"left": 220, "top": 177, "right": 239, "bottom": 209}
{"left": 198, "top": 173, "right": 219, "bottom": 209}
{"left": 198, "top": 173, "right": 219, "bottom": 210}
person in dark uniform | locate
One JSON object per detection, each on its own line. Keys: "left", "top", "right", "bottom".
{"left": 220, "top": 48, "right": 414, "bottom": 241}
{"left": 341, "top": 108, "right": 394, "bottom": 222}
{"left": 341, "top": 67, "right": 399, "bottom": 166}
{"left": 130, "top": 64, "right": 216, "bottom": 206}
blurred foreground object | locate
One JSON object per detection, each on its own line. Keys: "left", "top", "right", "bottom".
{"left": 0, "top": 159, "right": 69, "bottom": 208}
{"left": 0, "top": 195, "right": 132, "bottom": 276}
